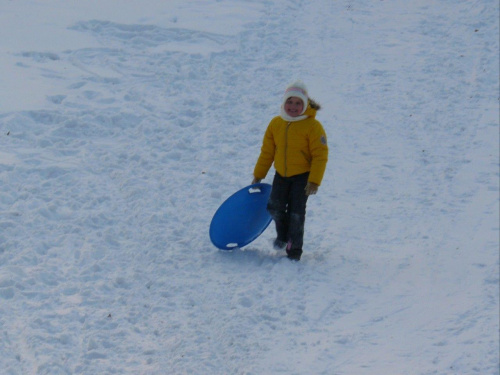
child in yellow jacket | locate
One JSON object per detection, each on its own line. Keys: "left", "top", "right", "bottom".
{"left": 252, "top": 81, "right": 328, "bottom": 260}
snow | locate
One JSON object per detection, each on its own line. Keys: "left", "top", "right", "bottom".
{"left": 0, "top": 0, "right": 498, "bottom": 374}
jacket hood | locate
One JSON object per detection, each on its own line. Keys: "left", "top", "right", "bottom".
{"left": 304, "top": 103, "right": 318, "bottom": 118}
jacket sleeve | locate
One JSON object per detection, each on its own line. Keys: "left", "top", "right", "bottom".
{"left": 253, "top": 121, "right": 276, "bottom": 179}
{"left": 308, "top": 121, "right": 329, "bottom": 185}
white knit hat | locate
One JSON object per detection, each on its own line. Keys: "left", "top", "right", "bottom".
{"left": 283, "top": 80, "right": 309, "bottom": 115}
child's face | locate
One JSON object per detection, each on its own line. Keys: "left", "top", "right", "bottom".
{"left": 284, "top": 97, "right": 304, "bottom": 117}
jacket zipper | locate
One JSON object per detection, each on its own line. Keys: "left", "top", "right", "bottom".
{"left": 284, "top": 122, "right": 291, "bottom": 177}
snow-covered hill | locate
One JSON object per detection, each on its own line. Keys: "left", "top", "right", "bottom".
{"left": 0, "top": 1, "right": 498, "bottom": 374}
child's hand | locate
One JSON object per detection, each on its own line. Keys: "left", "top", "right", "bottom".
{"left": 305, "top": 182, "right": 318, "bottom": 196}
{"left": 252, "top": 177, "right": 262, "bottom": 185}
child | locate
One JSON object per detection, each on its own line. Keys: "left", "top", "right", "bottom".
{"left": 252, "top": 81, "right": 328, "bottom": 260}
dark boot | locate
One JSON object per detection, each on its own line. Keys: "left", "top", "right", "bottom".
{"left": 286, "top": 241, "right": 302, "bottom": 260}
{"left": 273, "top": 238, "right": 287, "bottom": 250}
{"left": 286, "top": 248, "right": 302, "bottom": 261}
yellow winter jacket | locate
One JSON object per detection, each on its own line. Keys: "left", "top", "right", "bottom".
{"left": 253, "top": 105, "right": 328, "bottom": 186}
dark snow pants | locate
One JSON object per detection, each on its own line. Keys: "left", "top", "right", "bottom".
{"left": 267, "top": 172, "right": 309, "bottom": 258}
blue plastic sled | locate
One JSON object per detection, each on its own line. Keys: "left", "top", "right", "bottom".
{"left": 209, "top": 183, "right": 272, "bottom": 250}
